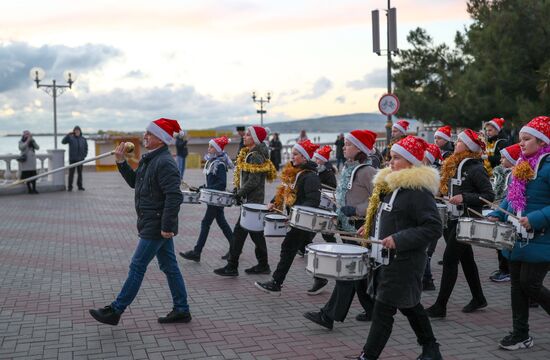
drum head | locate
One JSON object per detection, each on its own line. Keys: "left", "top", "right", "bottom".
{"left": 293, "top": 205, "right": 336, "bottom": 216}
{"left": 201, "top": 189, "right": 232, "bottom": 195}
{"left": 436, "top": 204, "right": 447, "bottom": 209}
{"left": 243, "top": 203, "right": 269, "bottom": 211}
{"left": 307, "top": 243, "right": 368, "bottom": 255}
{"left": 265, "top": 214, "right": 287, "bottom": 221}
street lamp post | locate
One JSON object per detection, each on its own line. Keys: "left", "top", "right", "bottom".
{"left": 29, "top": 67, "right": 76, "bottom": 149}
{"left": 251, "top": 91, "right": 271, "bottom": 127}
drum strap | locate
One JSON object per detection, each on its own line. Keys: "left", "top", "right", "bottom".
{"left": 290, "top": 170, "right": 314, "bottom": 190}
{"left": 347, "top": 164, "right": 368, "bottom": 190}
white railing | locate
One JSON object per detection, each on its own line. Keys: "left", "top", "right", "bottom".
{"left": 0, "top": 153, "right": 52, "bottom": 184}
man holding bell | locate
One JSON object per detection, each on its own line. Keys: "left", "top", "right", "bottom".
{"left": 89, "top": 118, "right": 191, "bottom": 326}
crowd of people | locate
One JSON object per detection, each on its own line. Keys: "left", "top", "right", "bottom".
{"left": 84, "top": 115, "right": 549, "bottom": 360}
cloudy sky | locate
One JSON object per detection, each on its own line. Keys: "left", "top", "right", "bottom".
{"left": 0, "top": 0, "right": 470, "bottom": 134}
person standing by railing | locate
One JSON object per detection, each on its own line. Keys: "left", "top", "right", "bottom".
{"left": 18, "top": 130, "right": 40, "bottom": 194}
{"left": 62, "top": 125, "right": 88, "bottom": 191}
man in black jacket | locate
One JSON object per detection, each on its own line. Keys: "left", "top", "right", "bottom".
{"left": 255, "top": 139, "right": 321, "bottom": 294}
{"left": 62, "top": 125, "right": 88, "bottom": 191}
{"left": 89, "top": 118, "right": 190, "bottom": 326}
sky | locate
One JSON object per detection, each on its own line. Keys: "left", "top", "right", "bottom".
{"left": 0, "top": 0, "right": 472, "bottom": 134}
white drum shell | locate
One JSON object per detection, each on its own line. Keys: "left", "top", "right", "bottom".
{"left": 457, "top": 218, "right": 515, "bottom": 250}
{"left": 199, "top": 189, "right": 235, "bottom": 207}
{"left": 240, "top": 204, "right": 269, "bottom": 232}
{"left": 437, "top": 204, "right": 448, "bottom": 229}
{"left": 182, "top": 191, "right": 200, "bottom": 204}
{"left": 289, "top": 206, "right": 337, "bottom": 233}
{"left": 264, "top": 214, "right": 288, "bottom": 237}
{"left": 319, "top": 191, "right": 337, "bottom": 211}
{"left": 306, "top": 243, "right": 369, "bottom": 280}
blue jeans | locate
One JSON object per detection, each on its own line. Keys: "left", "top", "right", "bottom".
{"left": 176, "top": 156, "right": 186, "bottom": 179}
{"left": 194, "top": 205, "right": 233, "bottom": 254}
{"left": 112, "top": 237, "right": 189, "bottom": 313}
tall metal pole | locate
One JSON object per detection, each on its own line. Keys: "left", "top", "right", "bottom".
{"left": 260, "top": 102, "right": 264, "bottom": 127}
{"left": 52, "top": 80, "right": 58, "bottom": 150}
{"left": 385, "top": 0, "right": 393, "bottom": 143}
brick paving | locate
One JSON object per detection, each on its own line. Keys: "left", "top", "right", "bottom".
{"left": 0, "top": 169, "right": 549, "bottom": 360}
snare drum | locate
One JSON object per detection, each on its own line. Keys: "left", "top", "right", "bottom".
{"left": 437, "top": 204, "right": 448, "bottom": 228}
{"left": 264, "top": 214, "right": 288, "bottom": 237}
{"left": 289, "top": 206, "right": 337, "bottom": 233}
{"left": 199, "top": 189, "right": 235, "bottom": 207}
{"left": 306, "top": 243, "right": 369, "bottom": 280}
{"left": 182, "top": 191, "right": 200, "bottom": 204}
{"left": 240, "top": 204, "right": 269, "bottom": 232}
{"left": 319, "top": 190, "right": 337, "bottom": 211}
{"left": 457, "top": 217, "right": 515, "bottom": 250}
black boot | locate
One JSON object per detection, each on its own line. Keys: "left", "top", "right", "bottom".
{"left": 462, "top": 298, "right": 487, "bottom": 313}
{"left": 179, "top": 250, "right": 200, "bottom": 262}
{"left": 422, "top": 278, "right": 436, "bottom": 291}
{"left": 255, "top": 279, "right": 282, "bottom": 295}
{"left": 426, "top": 303, "right": 446, "bottom": 318}
{"left": 303, "top": 311, "right": 333, "bottom": 330}
{"left": 89, "top": 305, "right": 121, "bottom": 326}
{"left": 355, "top": 311, "right": 372, "bottom": 322}
{"left": 213, "top": 265, "right": 238, "bottom": 277}
{"left": 244, "top": 264, "right": 271, "bottom": 274}
{"left": 307, "top": 277, "right": 328, "bottom": 295}
{"left": 416, "top": 342, "right": 442, "bottom": 360}
{"left": 158, "top": 309, "right": 192, "bottom": 324}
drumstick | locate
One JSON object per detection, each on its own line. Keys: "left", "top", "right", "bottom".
{"left": 340, "top": 235, "right": 383, "bottom": 245}
{"left": 478, "top": 197, "right": 520, "bottom": 220}
{"left": 323, "top": 230, "right": 360, "bottom": 236}
{"left": 270, "top": 208, "right": 286, "bottom": 215}
{"left": 435, "top": 196, "right": 448, "bottom": 202}
{"left": 321, "top": 184, "right": 336, "bottom": 191}
{"left": 181, "top": 181, "right": 199, "bottom": 192}
{"left": 467, "top": 207, "right": 485, "bottom": 218}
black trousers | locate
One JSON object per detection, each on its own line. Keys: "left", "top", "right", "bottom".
{"left": 509, "top": 260, "right": 550, "bottom": 337}
{"left": 272, "top": 228, "right": 315, "bottom": 284}
{"left": 363, "top": 301, "right": 436, "bottom": 359}
{"left": 21, "top": 170, "right": 37, "bottom": 192}
{"left": 497, "top": 250, "right": 510, "bottom": 274}
{"left": 435, "top": 220, "right": 485, "bottom": 306}
{"left": 193, "top": 205, "right": 233, "bottom": 254}
{"left": 68, "top": 163, "right": 83, "bottom": 189}
{"left": 227, "top": 216, "right": 268, "bottom": 269}
{"left": 321, "top": 278, "right": 373, "bottom": 322}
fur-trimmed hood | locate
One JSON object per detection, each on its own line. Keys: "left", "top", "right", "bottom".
{"left": 373, "top": 166, "right": 440, "bottom": 195}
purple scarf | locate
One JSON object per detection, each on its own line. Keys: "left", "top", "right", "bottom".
{"left": 507, "top": 144, "right": 550, "bottom": 212}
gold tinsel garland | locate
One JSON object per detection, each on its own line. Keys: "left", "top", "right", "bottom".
{"left": 233, "top": 147, "right": 278, "bottom": 189}
{"left": 439, "top": 151, "right": 481, "bottom": 195}
{"left": 273, "top": 162, "right": 303, "bottom": 210}
{"left": 361, "top": 180, "right": 391, "bottom": 245}
{"left": 511, "top": 160, "right": 535, "bottom": 181}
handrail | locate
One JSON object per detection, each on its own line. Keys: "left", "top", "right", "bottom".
{"left": 0, "top": 153, "right": 52, "bottom": 184}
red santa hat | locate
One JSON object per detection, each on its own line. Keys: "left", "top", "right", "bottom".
{"left": 247, "top": 125, "right": 268, "bottom": 145}
{"left": 487, "top": 117, "right": 505, "bottom": 132}
{"left": 393, "top": 120, "right": 410, "bottom": 135}
{"left": 345, "top": 129, "right": 377, "bottom": 155}
{"left": 146, "top": 118, "right": 182, "bottom": 145}
{"left": 424, "top": 143, "right": 443, "bottom": 164}
{"left": 500, "top": 143, "right": 521, "bottom": 166}
{"left": 457, "top": 129, "right": 486, "bottom": 152}
{"left": 293, "top": 139, "right": 320, "bottom": 161}
{"left": 434, "top": 125, "right": 452, "bottom": 142}
{"left": 391, "top": 136, "right": 428, "bottom": 166}
{"left": 313, "top": 145, "right": 332, "bottom": 163}
{"left": 520, "top": 116, "right": 550, "bottom": 144}
{"left": 209, "top": 135, "right": 230, "bottom": 152}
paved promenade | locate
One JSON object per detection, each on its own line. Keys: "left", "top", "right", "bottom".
{"left": 0, "top": 169, "right": 549, "bottom": 360}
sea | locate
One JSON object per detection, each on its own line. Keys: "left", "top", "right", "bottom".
{"left": 0, "top": 132, "right": 342, "bottom": 170}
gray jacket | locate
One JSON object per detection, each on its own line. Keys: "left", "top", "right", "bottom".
{"left": 236, "top": 142, "right": 270, "bottom": 204}
{"left": 345, "top": 165, "right": 377, "bottom": 217}
{"left": 18, "top": 139, "right": 39, "bottom": 171}
{"left": 62, "top": 134, "right": 88, "bottom": 162}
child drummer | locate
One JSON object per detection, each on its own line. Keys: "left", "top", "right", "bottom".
{"left": 254, "top": 139, "right": 321, "bottom": 295}
{"left": 179, "top": 136, "right": 234, "bottom": 262}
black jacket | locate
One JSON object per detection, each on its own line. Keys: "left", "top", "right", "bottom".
{"left": 293, "top": 161, "right": 321, "bottom": 208}
{"left": 269, "top": 139, "right": 282, "bottom": 165}
{"left": 318, "top": 164, "right": 337, "bottom": 188}
{"left": 175, "top": 138, "right": 188, "bottom": 158}
{"left": 205, "top": 158, "right": 228, "bottom": 191}
{"left": 440, "top": 141, "right": 454, "bottom": 159}
{"left": 487, "top": 132, "right": 509, "bottom": 169}
{"left": 62, "top": 133, "right": 88, "bottom": 162}
{"left": 117, "top": 145, "right": 183, "bottom": 239}
{"left": 236, "top": 143, "right": 270, "bottom": 203}
{"left": 450, "top": 158, "right": 495, "bottom": 216}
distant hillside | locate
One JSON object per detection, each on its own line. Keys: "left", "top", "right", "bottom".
{"left": 214, "top": 113, "right": 417, "bottom": 133}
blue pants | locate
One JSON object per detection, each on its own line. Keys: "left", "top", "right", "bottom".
{"left": 194, "top": 205, "right": 233, "bottom": 254}
{"left": 112, "top": 237, "right": 189, "bottom": 313}
{"left": 176, "top": 156, "right": 186, "bottom": 179}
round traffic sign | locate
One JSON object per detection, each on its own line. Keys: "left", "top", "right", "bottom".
{"left": 378, "top": 93, "right": 400, "bottom": 116}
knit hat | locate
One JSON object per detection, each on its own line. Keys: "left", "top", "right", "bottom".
{"left": 146, "top": 118, "right": 182, "bottom": 145}
{"left": 457, "top": 129, "right": 486, "bottom": 152}
{"left": 209, "top": 135, "right": 230, "bottom": 152}
{"left": 500, "top": 143, "right": 521, "bottom": 166}
{"left": 293, "top": 139, "right": 320, "bottom": 161}
{"left": 424, "top": 143, "right": 443, "bottom": 164}
{"left": 313, "top": 145, "right": 332, "bottom": 163}
{"left": 248, "top": 125, "right": 268, "bottom": 144}
{"left": 520, "top": 116, "right": 550, "bottom": 144}
{"left": 393, "top": 120, "right": 410, "bottom": 135}
{"left": 434, "top": 125, "right": 452, "bottom": 142}
{"left": 345, "top": 129, "right": 377, "bottom": 155}
{"left": 487, "top": 117, "right": 505, "bottom": 132}
{"left": 391, "top": 136, "right": 428, "bottom": 166}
